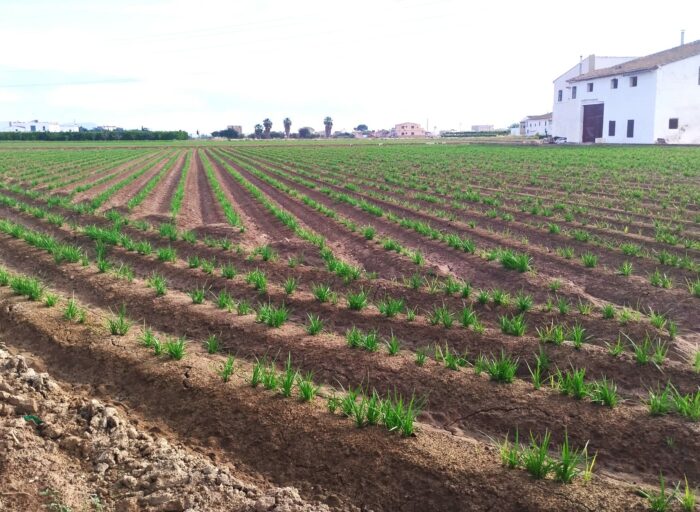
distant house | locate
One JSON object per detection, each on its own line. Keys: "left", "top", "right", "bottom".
{"left": 391, "top": 122, "right": 425, "bottom": 138}
{"left": 519, "top": 114, "right": 553, "bottom": 136}
{"left": 471, "top": 124, "right": 494, "bottom": 132}
{"left": 552, "top": 40, "right": 700, "bottom": 144}
{"left": 227, "top": 125, "right": 243, "bottom": 135}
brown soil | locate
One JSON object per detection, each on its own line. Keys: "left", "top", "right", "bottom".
{"left": 0, "top": 289, "right": 650, "bottom": 511}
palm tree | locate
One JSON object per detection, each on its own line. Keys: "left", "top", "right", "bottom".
{"left": 263, "top": 118, "right": 272, "bottom": 139}
{"left": 323, "top": 116, "right": 333, "bottom": 138}
{"left": 283, "top": 117, "right": 292, "bottom": 138}
{"left": 254, "top": 124, "right": 263, "bottom": 139}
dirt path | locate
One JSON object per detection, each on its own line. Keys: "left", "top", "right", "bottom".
{"left": 177, "top": 150, "right": 228, "bottom": 231}
{"left": 130, "top": 150, "right": 188, "bottom": 225}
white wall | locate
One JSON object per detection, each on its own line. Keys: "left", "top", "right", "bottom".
{"left": 595, "top": 71, "right": 658, "bottom": 144}
{"left": 552, "top": 56, "right": 636, "bottom": 141}
{"left": 524, "top": 119, "right": 552, "bottom": 136}
{"left": 653, "top": 54, "right": 700, "bottom": 144}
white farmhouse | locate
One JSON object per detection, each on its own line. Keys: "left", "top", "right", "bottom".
{"left": 519, "top": 113, "right": 553, "bottom": 137}
{"left": 552, "top": 40, "right": 700, "bottom": 144}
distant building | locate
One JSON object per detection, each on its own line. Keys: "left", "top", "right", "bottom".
{"left": 227, "top": 125, "right": 243, "bottom": 135}
{"left": 552, "top": 40, "right": 700, "bottom": 143}
{"left": 391, "top": 122, "right": 425, "bottom": 138}
{"left": 97, "top": 125, "right": 119, "bottom": 132}
{"left": 519, "top": 113, "right": 553, "bottom": 136}
{"left": 3, "top": 120, "right": 79, "bottom": 133}
{"left": 471, "top": 124, "right": 494, "bottom": 132}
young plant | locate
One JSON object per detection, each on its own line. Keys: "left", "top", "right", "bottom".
{"left": 459, "top": 306, "right": 478, "bottom": 328}
{"left": 205, "top": 334, "right": 219, "bottom": 354}
{"left": 650, "top": 269, "right": 673, "bottom": 289}
{"left": 164, "top": 337, "right": 186, "bottom": 360}
{"left": 568, "top": 323, "right": 587, "bottom": 349}
{"left": 618, "top": 261, "right": 633, "bottom": 276}
{"left": 216, "top": 290, "right": 234, "bottom": 310}
{"left": 297, "top": 372, "right": 319, "bottom": 401}
{"left": 280, "top": 356, "right": 297, "bottom": 398}
{"left": 156, "top": 246, "right": 177, "bottom": 263}
{"left": 638, "top": 474, "right": 677, "bottom": 512}
{"left": 218, "top": 356, "right": 235, "bottom": 382}
{"left": 256, "top": 302, "right": 289, "bottom": 327}
{"left": 347, "top": 289, "right": 368, "bottom": 310}
{"left": 189, "top": 286, "right": 206, "bottom": 304}
{"left": 606, "top": 336, "right": 625, "bottom": 357}
{"left": 588, "top": 377, "right": 618, "bottom": 407}
{"left": 485, "top": 351, "right": 519, "bottom": 383}
{"left": 245, "top": 269, "right": 267, "bottom": 292}
{"left": 44, "top": 293, "right": 58, "bottom": 308}
{"left": 312, "top": 283, "right": 335, "bottom": 303}
{"left": 647, "top": 384, "right": 673, "bottom": 416}
{"left": 377, "top": 296, "right": 404, "bottom": 317}
{"left": 188, "top": 255, "right": 201, "bottom": 268}
{"left": 415, "top": 348, "right": 427, "bottom": 366}
{"left": 385, "top": 333, "right": 400, "bottom": 355}
{"left": 537, "top": 321, "right": 565, "bottom": 345}
{"left": 63, "top": 297, "right": 81, "bottom": 321}
{"left": 499, "top": 314, "right": 526, "bottom": 336}
{"left": 553, "top": 433, "right": 586, "bottom": 485}
{"left": 515, "top": 291, "right": 533, "bottom": 312}
{"left": 521, "top": 431, "right": 555, "bottom": 479}
{"left": 382, "top": 390, "right": 422, "bottom": 437}
{"left": 306, "top": 313, "right": 323, "bottom": 335}
{"left": 497, "top": 430, "right": 521, "bottom": 468}
{"left": 580, "top": 252, "right": 598, "bottom": 268}
{"left": 220, "top": 262, "right": 236, "bottom": 279}
{"left": 139, "top": 328, "right": 158, "bottom": 348}
{"left": 283, "top": 277, "right": 298, "bottom": 295}
{"left": 146, "top": 272, "right": 167, "bottom": 296}
{"left": 679, "top": 476, "right": 697, "bottom": 512}
{"left": 601, "top": 303, "right": 616, "bottom": 319}
{"left": 107, "top": 305, "right": 131, "bottom": 336}
{"left": 361, "top": 225, "right": 376, "bottom": 240}
{"left": 491, "top": 289, "right": 510, "bottom": 306}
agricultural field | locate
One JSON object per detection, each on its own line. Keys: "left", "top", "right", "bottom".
{"left": 0, "top": 141, "right": 698, "bottom": 511}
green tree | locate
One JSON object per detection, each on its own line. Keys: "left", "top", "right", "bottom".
{"left": 283, "top": 117, "right": 292, "bottom": 138}
{"left": 324, "top": 116, "right": 333, "bottom": 138}
{"left": 254, "top": 124, "right": 264, "bottom": 138}
{"left": 262, "top": 118, "right": 272, "bottom": 139}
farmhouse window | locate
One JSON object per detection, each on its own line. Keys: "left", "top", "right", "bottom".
{"left": 627, "top": 120, "right": 634, "bottom": 138}
{"left": 608, "top": 120, "right": 616, "bottom": 136}
{"left": 630, "top": 76, "right": 638, "bottom": 87}
{"left": 558, "top": 90, "right": 562, "bottom": 102}
{"left": 611, "top": 78, "right": 618, "bottom": 89}
{"left": 572, "top": 86, "right": 577, "bottom": 99}
{"left": 587, "top": 83, "right": 594, "bottom": 92}
{"left": 669, "top": 118, "right": 679, "bottom": 129}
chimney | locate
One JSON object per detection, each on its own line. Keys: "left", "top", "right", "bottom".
{"left": 681, "top": 29, "right": 685, "bottom": 45}
{"left": 578, "top": 55, "right": 583, "bottom": 75}
{"left": 588, "top": 54, "right": 596, "bottom": 72}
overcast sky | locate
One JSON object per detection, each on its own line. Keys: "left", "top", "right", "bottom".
{"left": 1, "top": 0, "right": 697, "bottom": 134}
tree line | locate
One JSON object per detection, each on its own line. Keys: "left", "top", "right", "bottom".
{"left": 0, "top": 130, "right": 189, "bottom": 141}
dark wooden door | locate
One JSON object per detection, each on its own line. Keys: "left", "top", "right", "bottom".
{"left": 582, "top": 104, "right": 604, "bottom": 143}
